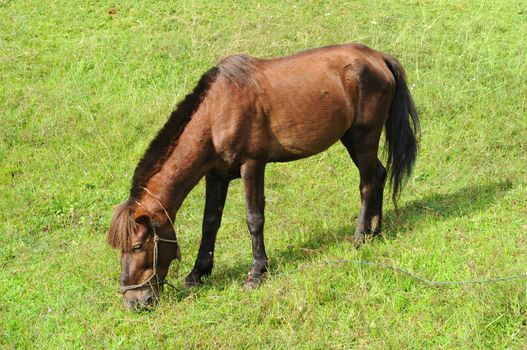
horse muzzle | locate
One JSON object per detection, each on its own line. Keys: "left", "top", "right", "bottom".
{"left": 123, "top": 288, "right": 159, "bottom": 310}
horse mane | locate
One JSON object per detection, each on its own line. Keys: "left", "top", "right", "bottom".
{"left": 129, "top": 55, "right": 259, "bottom": 200}
{"left": 129, "top": 67, "right": 220, "bottom": 199}
{"left": 107, "top": 201, "right": 136, "bottom": 251}
{"left": 218, "top": 54, "right": 260, "bottom": 89}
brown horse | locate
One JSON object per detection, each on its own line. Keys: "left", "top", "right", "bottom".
{"left": 107, "top": 44, "right": 419, "bottom": 309}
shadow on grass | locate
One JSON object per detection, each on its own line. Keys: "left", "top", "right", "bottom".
{"left": 382, "top": 179, "right": 512, "bottom": 239}
{"left": 167, "top": 180, "right": 513, "bottom": 300}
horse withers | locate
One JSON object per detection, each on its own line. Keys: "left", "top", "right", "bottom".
{"left": 107, "top": 44, "right": 420, "bottom": 310}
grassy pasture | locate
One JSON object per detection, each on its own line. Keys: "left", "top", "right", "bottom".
{"left": 1, "top": 0, "right": 526, "bottom": 348}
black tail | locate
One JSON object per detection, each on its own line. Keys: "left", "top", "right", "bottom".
{"left": 383, "top": 55, "right": 420, "bottom": 208}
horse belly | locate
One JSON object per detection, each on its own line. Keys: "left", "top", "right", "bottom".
{"left": 267, "top": 90, "right": 353, "bottom": 162}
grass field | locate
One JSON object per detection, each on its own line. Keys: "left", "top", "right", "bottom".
{"left": 1, "top": 0, "right": 526, "bottom": 348}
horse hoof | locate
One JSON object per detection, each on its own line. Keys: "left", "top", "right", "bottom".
{"left": 352, "top": 233, "right": 365, "bottom": 249}
{"left": 244, "top": 272, "right": 265, "bottom": 290}
{"left": 184, "top": 274, "right": 203, "bottom": 288}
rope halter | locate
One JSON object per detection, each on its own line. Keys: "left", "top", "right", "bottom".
{"left": 119, "top": 187, "right": 179, "bottom": 294}
{"left": 119, "top": 223, "right": 179, "bottom": 293}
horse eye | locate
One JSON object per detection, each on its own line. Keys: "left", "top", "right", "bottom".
{"left": 131, "top": 244, "right": 142, "bottom": 252}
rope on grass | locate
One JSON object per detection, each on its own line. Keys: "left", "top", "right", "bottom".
{"left": 273, "top": 259, "right": 527, "bottom": 286}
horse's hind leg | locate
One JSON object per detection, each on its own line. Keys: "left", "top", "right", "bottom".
{"left": 185, "top": 174, "right": 230, "bottom": 286}
{"left": 341, "top": 128, "right": 387, "bottom": 247}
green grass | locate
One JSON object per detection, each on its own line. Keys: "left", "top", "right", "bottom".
{"left": 1, "top": 0, "right": 526, "bottom": 348}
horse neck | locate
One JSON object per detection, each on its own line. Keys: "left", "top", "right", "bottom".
{"left": 140, "top": 118, "right": 213, "bottom": 218}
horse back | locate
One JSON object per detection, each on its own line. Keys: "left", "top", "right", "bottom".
{"left": 208, "top": 44, "right": 395, "bottom": 166}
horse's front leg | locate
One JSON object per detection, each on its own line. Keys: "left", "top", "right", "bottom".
{"left": 241, "top": 160, "right": 268, "bottom": 289}
{"left": 185, "top": 174, "right": 230, "bottom": 286}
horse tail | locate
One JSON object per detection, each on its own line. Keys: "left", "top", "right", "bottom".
{"left": 383, "top": 55, "right": 420, "bottom": 208}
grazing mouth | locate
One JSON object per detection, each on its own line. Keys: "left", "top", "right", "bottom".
{"left": 125, "top": 297, "right": 158, "bottom": 311}
{"left": 123, "top": 288, "right": 159, "bottom": 311}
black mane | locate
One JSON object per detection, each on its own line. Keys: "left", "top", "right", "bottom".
{"left": 129, "top": 67, "right": 220, "bottom": 199}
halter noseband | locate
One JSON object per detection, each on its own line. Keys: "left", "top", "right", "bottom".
{"left": 119, "top": 188, "right": 179, "bottom": 294}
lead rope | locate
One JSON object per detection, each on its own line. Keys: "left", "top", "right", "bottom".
{"left": 271, "top": 259, "right": 527, "bottom": 286}
{"left": 129, "top": 191, "right": 527, "bottom": 290}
